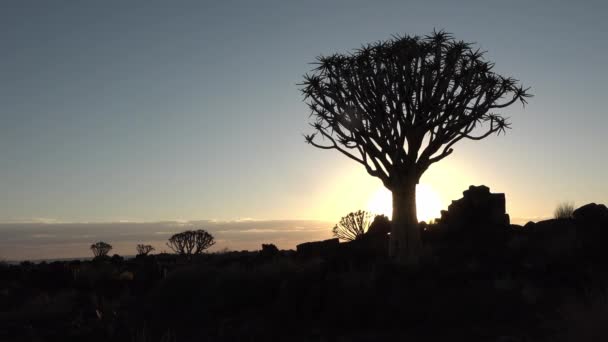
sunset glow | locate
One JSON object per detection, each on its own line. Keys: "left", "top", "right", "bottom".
{"left": 367, "top": 184, "right": 444, "bottom": 223}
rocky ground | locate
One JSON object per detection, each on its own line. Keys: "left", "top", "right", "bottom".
{"left": 2, "top": 187, "right": 608, "bottom": 342}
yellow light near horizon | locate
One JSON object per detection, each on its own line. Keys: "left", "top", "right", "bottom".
{"left": 367, "top": 187, "right": 393, "bottom": 217}
{"left": 367, "top": 184, "right": 444, "bottom": 223}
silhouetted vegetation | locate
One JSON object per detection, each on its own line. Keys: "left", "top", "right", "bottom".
{"left": 136, "top": 244, "right": 155, "bottom": 256}
{"left": 90, "top": 241, "right": 112, "bottom": 258}
{"left": 1, "top": 196, "right": 608, "bottom": 341}
{"left": 554, "top": 201, "right": 575, "bottom": 219}
{"left": 166, "top": 229, "right": 215, "bottom": 255}
{"left": 332, "top": 210, "right": 373, "bottom": 241}
{"left": 302, "top": 30, "right": 531, "bottom": 264}
{"left": 3, "top": 196, "right": 608, "bottom": 342}
{"left": 260, "top": 243, "right": 279, "bottom": 258}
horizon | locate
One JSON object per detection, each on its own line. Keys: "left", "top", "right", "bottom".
{"left": 0, "top": 214, "right": 550, "bottom": 261}
{"left": 2, "top": 0, "right": 608, "bottom": 260}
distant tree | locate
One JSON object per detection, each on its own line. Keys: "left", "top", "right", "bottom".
{"left": 166, "top": 229, "right": 216, "bottom": 255}
{"left": 136, "top": 244, "right": 155, "bottom": 256}
{"left": 302, "top": 30, "right": 530, "bottom": 264}
{"left": 554, "top": 202, "right": 575, "bottom": 219}
{"left": 260, "top": 243, "right": 280, "bottom": 258}
{"left": 90, "top": 241, "right": 112, "bottom": 258}
{"left": 332, "top": 210, "right": 374, "bottom": 241}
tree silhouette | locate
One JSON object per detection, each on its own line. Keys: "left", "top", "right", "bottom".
{"left": 332, "top": 210, "right": 374, "bottom": 241}
{"left": 136, "top": 244, "right": 155, "bottom": 256}
{"left": 90, "top": 241, "right": 112, "bottom": 258}
{"left": 302, "top": 30, "right": 530, "bottom": 264}
{"left": 167, "top": 229, "right": 216, "bottom": 255}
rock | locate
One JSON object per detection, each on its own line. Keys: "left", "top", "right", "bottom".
{"left": 366, "top": 215, "right": 391, "bottom": 236}
{"left": 296, "top": 238, "right": 339, "bottom": 258}
{"left": 571, "top": 203, "right": 608, "bottom": 255}
{"left": 573, "top": 203, "right": 608, "bottom": 224}
{"left": 529, "top": 219, "right": 578, "bottom": 259}
{"left": 437, "top": 185, "right": 510, "bottom": 232}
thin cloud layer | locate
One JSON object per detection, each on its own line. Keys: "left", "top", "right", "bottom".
{"left": 0, "top": 220, "right": 333, "bottom": 261}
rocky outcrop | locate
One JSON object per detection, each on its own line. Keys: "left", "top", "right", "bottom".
{"left": 436, "top": 185, "right": 510, "bottom": 232}
{"left": 508, "top": 203, "right": 608, "bottom": 263}
{"left": 524, "top": 219, "right": 579, "bottom": 260}
{"left": 572, "top": 203, "right": 608, "bottom": 224}
{"left": 422, "top": 186, "right": 512, "bottom": 262}
{"left": 366, "top": 215, "right": 391, "bottom": 236}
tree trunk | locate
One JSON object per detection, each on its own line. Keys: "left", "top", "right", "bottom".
{"left": 389, "top": 178, "right": 421, "bottom": 265}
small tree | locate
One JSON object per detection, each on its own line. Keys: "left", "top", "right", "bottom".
{"left": 90, "top": 241, "right": 112, "bottom": 258}
{"left": 332, "top": 210, "right": 374, "bottom": 241}
{"left": 167, "top": 229, "right": 216, "bottom": 255}
{"left": 136, "top": 244, "right": 155, "bottom": 256}
{"left": 302, "top": 30, "right": 530, "bottom": 264}
{"left": 554, "top": 202, "right": 575, "bottom": 219}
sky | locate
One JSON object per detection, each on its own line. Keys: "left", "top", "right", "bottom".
{"left": 1, "top": 1, "right": 607, "bottom": 259}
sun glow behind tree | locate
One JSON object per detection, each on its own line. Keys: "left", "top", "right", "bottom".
{"left": 367, "top": 184, "right": 443, "bottom": 223}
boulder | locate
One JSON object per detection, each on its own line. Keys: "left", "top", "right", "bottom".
{"left": 526, "top": 219, "right": 579, "bottom": 260}
{"left": 437, "top": 185, "right": 510, "bottom": 233}
{"left": 366, "top": 215, "right": 391, "bottom": 236}
{"left": 572, "top": 203, "right": 608, "bottom": 224}
{"left": 572, "top": 203, "right": 608, "bottom": 256}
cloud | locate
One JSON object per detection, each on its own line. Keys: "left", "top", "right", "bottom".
{"left": 0, "top": 219, "right": 333, "bottom": 261}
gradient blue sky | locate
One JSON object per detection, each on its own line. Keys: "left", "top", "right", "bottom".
{"left": 1, "top": 0, "right": 607, "bottom": 228}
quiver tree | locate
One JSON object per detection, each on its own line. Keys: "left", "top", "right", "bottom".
{"left": 332, "top": 210, "right": 374, "bottom": 241}
{"left": 302, "top": 31, "right": 530, "bottom": 264}
{"left": 90, "top": 241, "right": 112, "bottom": 258}
{"left": 136, "top": 244, "right": 155, "bottom": 256}
{"left": 167, "top": 229, "right": 216, "bottom": 256}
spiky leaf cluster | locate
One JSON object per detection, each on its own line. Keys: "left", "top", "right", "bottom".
{"left": 302, "top": 30, "right": 531, "bottom": 188}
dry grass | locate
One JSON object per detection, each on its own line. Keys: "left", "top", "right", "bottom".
{"left": 554, "top": 202, "right": 575, "bottom": 219}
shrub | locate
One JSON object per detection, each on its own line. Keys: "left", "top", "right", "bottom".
{"left": 554, "top": 202, "right": 575, "bottom": 219}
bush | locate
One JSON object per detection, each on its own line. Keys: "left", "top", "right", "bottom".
{"left": 554, "top": 202, "right": 575, "bottom": 219}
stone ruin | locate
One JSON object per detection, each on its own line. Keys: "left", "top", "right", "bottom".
{"left": 296, "top": 186, "right": 514, "bottom": 259}
{"left": 436, "top": 185, "right": 510, "bottom": 231}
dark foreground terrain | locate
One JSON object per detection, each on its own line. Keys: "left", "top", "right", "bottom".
{"left": 2, "top": 198, "right": 608, "bottom": 341}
